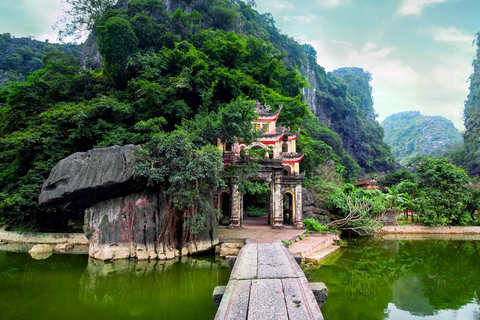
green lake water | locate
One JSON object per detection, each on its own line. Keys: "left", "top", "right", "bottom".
{"left": 0, "top": 249, "right": 230, "bottom": 320}
{"left": 305, "top": 238, "right": 480, "bottom": 320}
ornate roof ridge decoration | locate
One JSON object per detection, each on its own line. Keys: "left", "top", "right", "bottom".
{"left": 284, "top": 129, "right": 301, "bottom": 139}
{"left": 262, "top": 132, "right": 284, "bottom": 139}
{"left": 281, "top": 152, "right": 304, "bottom": 159}
{"left": 254, "top": 101, "right": 283, "bottom": 117}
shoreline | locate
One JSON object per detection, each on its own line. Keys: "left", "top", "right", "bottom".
{"left": 2, "top": 225, "right": 480, "bottom": 247}
{"left": 379, "top": 226, "right": 480, "bottom": 234}
{"left": 0, "top": 230, "right": 88, "bottom": 245}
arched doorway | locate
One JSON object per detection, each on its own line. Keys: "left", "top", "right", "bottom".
{"left": 242, "top": 179, "right": 271, "bottom": 226}
{"left": 219, "top": 192, "right": 231, "bottom": 225}
{"left": 283, "top": 192, "right": 295, "bottom": 225}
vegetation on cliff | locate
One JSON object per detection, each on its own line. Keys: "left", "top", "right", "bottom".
{"left": 0, "top": 33, "right": 80, "bottom": 88}
{"left": 0, "top": 0, "right": 314, "bottom": 230}
{"left": 0, "top": 0, "right": 395, "bottom": 231}
{"left": 382, "top": 111, "right": 463, "bottom": 165}
{"left": 464, "top": 32, "right": 480, "bottom": 177}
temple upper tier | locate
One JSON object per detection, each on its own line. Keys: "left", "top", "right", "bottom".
{"left": 218, "top": 102, "right": 304, "bottom": 175}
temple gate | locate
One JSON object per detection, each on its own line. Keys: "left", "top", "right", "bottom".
{"left": 217, "top": 103, "right": 305, "bottom": 229}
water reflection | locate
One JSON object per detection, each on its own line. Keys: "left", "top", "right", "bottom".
{"left": 305, "top": 239, "right": 480, "bottom": 320}
{"left": 79, "top": 257, "right": 230, "bottom": 319}
{"left": 0, "top": 250, "right": 230, "bottom": 320}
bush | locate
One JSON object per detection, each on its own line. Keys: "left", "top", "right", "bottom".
{"left": 303, "top": 218, "right": 329, "bottom": 232}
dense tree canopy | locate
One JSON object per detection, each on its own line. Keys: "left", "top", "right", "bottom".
{"left": 0, "top": 0, "right": 316, "bottom": 229}
{"left": 0, "top": 0, "right": 398, "bottom": 231}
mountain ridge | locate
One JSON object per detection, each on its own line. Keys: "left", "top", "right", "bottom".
{"left": 381, "top": 111, "right": 463, "bottom": 164}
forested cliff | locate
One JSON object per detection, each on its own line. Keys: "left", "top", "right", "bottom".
{"left": 382, "top": 111, "right": 463, "bottom": 165}
{"left": 0, "top": 0, "right": 394, "bottom": 229}
{"left": 464, "top": 32, "right": 480, "bottom": 177}
{"left": 0, "top": 34, "right": 80, "bottom": 88}
{"left": 83, "top": 0, "right": 394, "bottom": 175}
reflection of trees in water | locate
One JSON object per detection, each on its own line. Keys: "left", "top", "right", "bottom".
{"left": 396, "top": 240, "right": 480, "bottom": 311}
{"left": 391, "top": 276, "right": 434, "bottom": 316}
{"left": 79, "top": 256, "right": 231, "bottom": 319}
{"left": 306, "top": 239, "right": 480, "bottom": 319}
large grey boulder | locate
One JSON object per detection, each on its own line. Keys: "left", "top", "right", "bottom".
{"left": 39, "top": 144, "right": 218, "bottom": 261}
{"left": 39, "top": 145, "right": 142, "bottom": 212}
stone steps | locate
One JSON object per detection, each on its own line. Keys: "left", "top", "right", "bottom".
{"left": 305, "top": 246, "right": 342, "bottom": 264}
{"left": 288, "top": 233, "right": 338, "bottom": 259}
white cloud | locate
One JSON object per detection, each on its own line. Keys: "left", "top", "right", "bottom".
{"left": 314, "top": 0, "right": 350, "bottom": 8}
{"left": 397, "top": 0, "right": 449, "bottom": 16}
{"left": 289, "top": 14, "right": 322, "bottom": 25}
{"left": 429, "top": 26, "right": 473, "bottom": 44}
{"left": 306, "top": 38, "right": 471, "bottom": 130}
{"left": 269, "top": 0, "right": 295, "bottom": 10}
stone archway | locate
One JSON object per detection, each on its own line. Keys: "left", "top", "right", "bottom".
{"left": 242, "top": 178, "right": 271, "bottom": 226}
{"left": 218, "top": 191, "right": 231, "bottom": 225}
{"left": 282, "top": 191, "right": 295, "bottom": 225}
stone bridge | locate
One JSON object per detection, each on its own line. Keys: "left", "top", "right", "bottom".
{"left": 213, "top": 241, "right": 328, "bottom": 320}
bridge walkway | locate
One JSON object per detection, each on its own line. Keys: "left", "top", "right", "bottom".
{"left": 213, "top": 241, "right": 325, "bottom": 320}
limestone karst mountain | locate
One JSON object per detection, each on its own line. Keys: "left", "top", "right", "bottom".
{"left": 381, "top": 111, "right": 463, "bottom": 165}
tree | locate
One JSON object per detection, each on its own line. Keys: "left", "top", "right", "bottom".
{"left": 415, "top": 157, "right": 473, "bottom": 226}
{"left": 377, "top": 169, "right": 415, "bottom": 191}
{"left": 327, "top": 184, "right": 386, "bottom": 235}
{"left": 55, "top": 0, "right": 117, "bottom": 41}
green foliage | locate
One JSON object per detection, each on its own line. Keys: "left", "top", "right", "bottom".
{"left": 281, "top": 239, "right": 292, "bottom": 248}
{"left": 464, "top": 32, "right": 480, "bottom": 177}
{"left": 382, "top": 111, "right": 463, "bottom": 165}
{"left": 303, "top": 218, "right": 329, "bottom": 232}
{"left": 377, "top": 169, "right": 415, "bottom": 191}
{"left": 298, "top": 112, "right": 358, "bottom": 180}
{"left": 415, "top": 157, "right": 472, "bottom": 226}
{"left": 326, "top": 184, "right": 386, "bottom": 235}
{"left": 0, "top": 34, "right": 80, "bottom": 88}
{"left": 245, "top": 206, "right": 268, "bottom": 217}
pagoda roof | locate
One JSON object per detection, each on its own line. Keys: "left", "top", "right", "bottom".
{"left": 284, "top": 129, "right": 300, "bottom": 140}
{"left": 254, "top": 102, "right": 283, "bottom": 118}
{"left": 282, "top": 152, "right": 304, "bottom": 161}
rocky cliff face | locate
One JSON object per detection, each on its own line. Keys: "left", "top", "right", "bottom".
{"left": 40, "top": 145, "right": 218, "bottom": 260}
{"left": 464, "top": 34, "right": 480, "bottom": 176}
{"left": 301, "top": 64, "right": 394, "bottom": 173}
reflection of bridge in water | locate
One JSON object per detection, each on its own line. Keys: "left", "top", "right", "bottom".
{"left": 213, "top": 242, "right": 328, "bottom": 320}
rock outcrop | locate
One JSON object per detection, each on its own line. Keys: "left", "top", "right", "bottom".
{"left": 40, "top": 145, "right": 218, "bottom": 261}
{"left": 302, "top": 188, "right": 332, "bottom": 225}
{"left": 39, "top": 145, "right": 142, "bottom": 212}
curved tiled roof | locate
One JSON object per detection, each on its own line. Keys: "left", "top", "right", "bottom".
{"left": 282, "top": 152, "right": 304, "bottom": 159}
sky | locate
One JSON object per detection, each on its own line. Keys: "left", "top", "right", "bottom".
{"left": 254, "top": 0, "right": 480, "bottom": 131}
{"left": 1, "top": 0, "right": 479, "bottom": 130}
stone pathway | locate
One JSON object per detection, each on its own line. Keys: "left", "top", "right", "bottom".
{"left": 288, "top": 234, "right": 339, "bottom": 260}
{"left": 218, "top": 225, "right": 305, "bottom": 243}
{"left": 214, "top": 242, "right": 326, "bottom": 320}
{"left": 218, "top": 224, "right": 340, "bottom": 263}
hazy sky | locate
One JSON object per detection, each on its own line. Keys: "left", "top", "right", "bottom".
{"left": 1, "top": 0, "right": 479, "bottom": 130}
{"left": 254, "top": 0, "right": 480, "bottom": 130}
